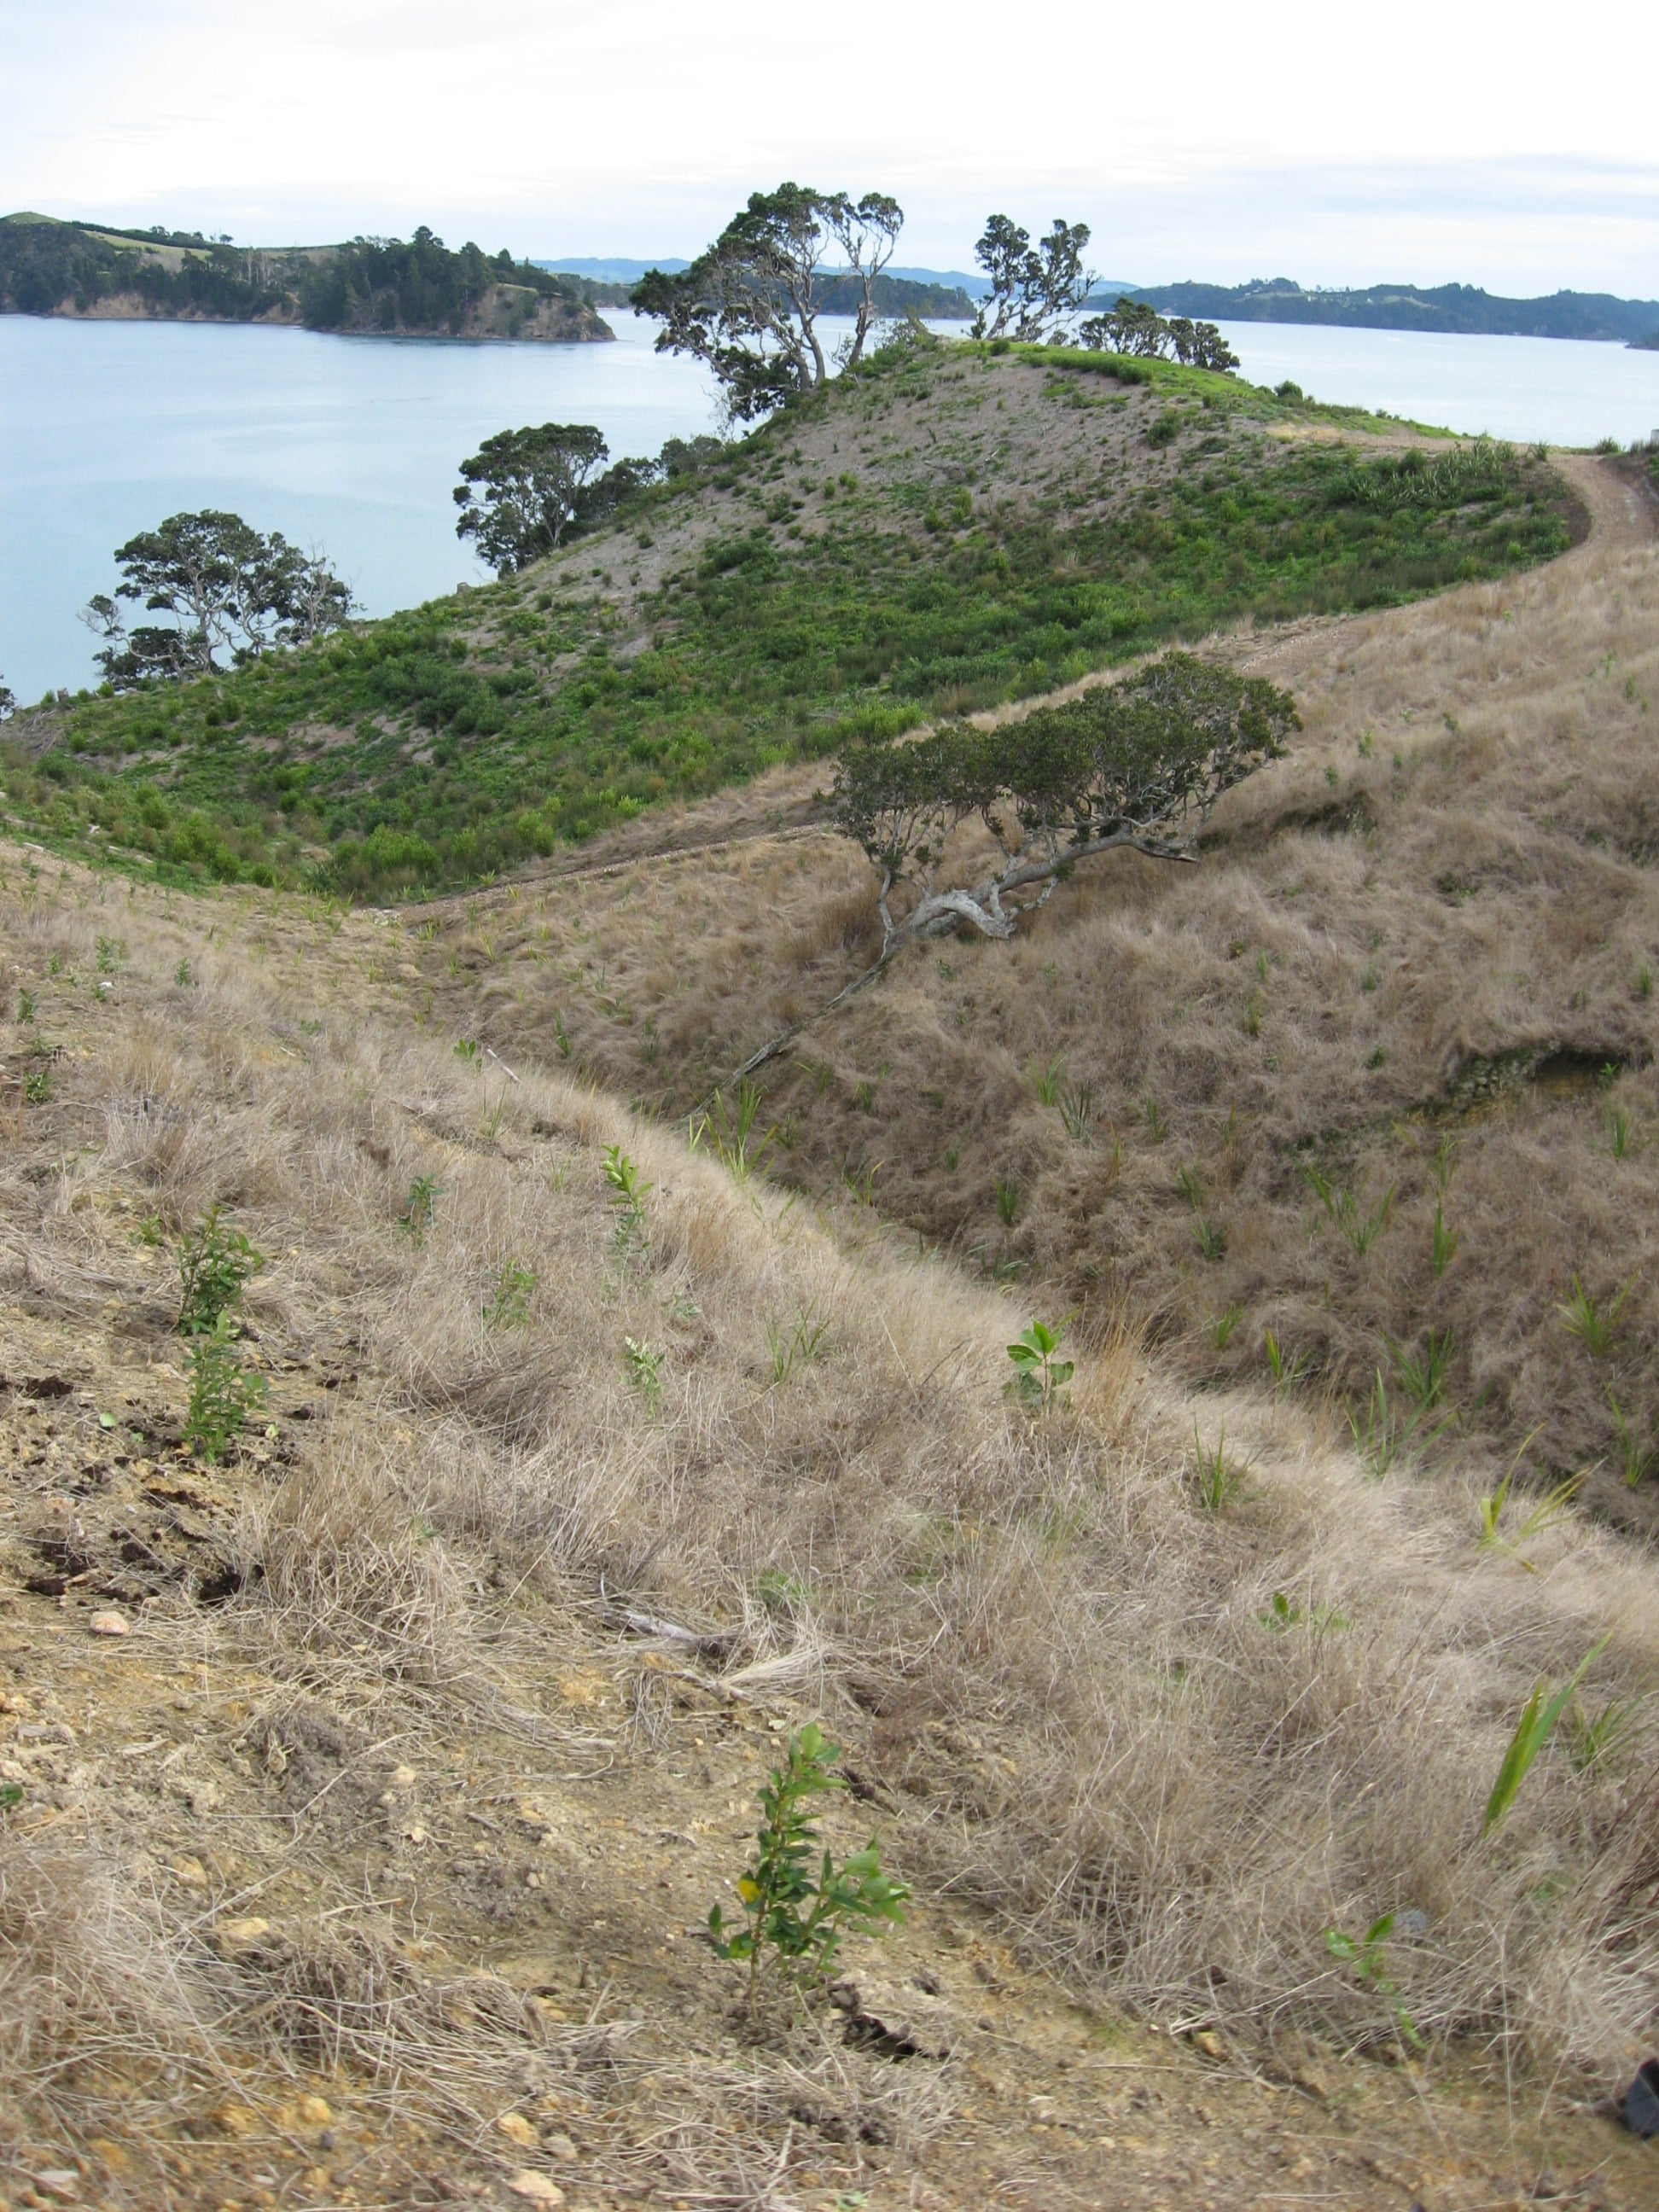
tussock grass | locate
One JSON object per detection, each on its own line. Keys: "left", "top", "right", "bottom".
{"left": 4, "top": 852, "right": 1656, "bottom": 2154}
{"left": 418, "top": 457, "right": 1659, "bottom": 1526}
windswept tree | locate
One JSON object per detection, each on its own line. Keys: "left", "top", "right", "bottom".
{"left": 0, "top": 677, "right": 14, "bottom": 720}
{"left": 453, "top": 422, "right": 611, "bottom": 573}
{"left": 970, "top": 215, "right": 1097, "bottom": 343}
{"left": 1081, "top": 295, "right": 1239, "bottom": 372}
{"left": 81, "top": 511, "right": 355, "bottom": 684}
{"left": 632, "top": 183, "right": 903, "bottom": 422}
{"left": 728, "top": 660, "right": 1295, "bottom": 1083}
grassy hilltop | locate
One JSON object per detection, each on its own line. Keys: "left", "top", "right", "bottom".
{"left": 5, "top": 335, "right": 1575, "bottom": 899}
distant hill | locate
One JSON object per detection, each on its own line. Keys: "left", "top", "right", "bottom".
{"left": 536, "top": 258, "right": 978, "bottom": 320}
{"left": 1107, "top": 276, "right": 1659, "bottom": 344}
{"left": 0, "top": 213, "right": 613, "bottom": 341}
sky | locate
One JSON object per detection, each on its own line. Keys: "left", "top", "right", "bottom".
{"left": 2, "top": 0, "right": 1656, "bottom": 295}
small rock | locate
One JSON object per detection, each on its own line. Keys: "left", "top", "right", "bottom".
{"left": 87, "top": 1610, "right": 129, "bottom": 1638}
{"left": 506, "top": 2174, "right": 563, "bottom": 2204}
{"left": 390, "top": 1763, "right": 417, "bottom": 1787}
{"left": 1626, "top": 2057, "right": 1659, "bottom": 2139}
{"left": 32, "top": 2173, "right": 80, "bottom": 2203}
{"left": 1192, "top": 2029, "right": 1225, "bottom": 2059}
{"left": 212, "top": 2102, "right": 259, "bottom": 2137}
{"left": 542, "top": 2133, "right": 578, "bottom": 2163}
{"left": 214, "top": 1916, "right": 272, "bottom": 1957}
{"left": 497, "top": 2111, "right": 538, "bottom": 2148}
{"left": 297, "top": 2094, "right": 332, "bottom": 2127}
{"left": 169, "top": 1855, "right": 209, "bottom": 1889}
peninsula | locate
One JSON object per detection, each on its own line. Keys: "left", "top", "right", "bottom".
{"left": 0, "top": 212, "right": 614, "bottom": 341}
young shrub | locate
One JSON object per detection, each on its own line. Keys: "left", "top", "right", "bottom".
{"left": 399, "top": 1174, "right": 439, "bottom": 1243}
{"left": 708, "top": 1723, "right": 909, "bottom": 2009}
{"left": 1303, "top": 1165, "right": 1394, "bottom": 1256}
{"left": 602, "top": 1144, "right": 651, "bottom": 1254}
{"left": 184, "top": 1312, "right": 268, "bottom": 1462}
{"left": 1006, "top": 1319, "right": 1074, "bottom": 1411}
{"left": 623, "top": 1335, "right": 664, "bottom": 1414}
{"left": 482, "top": 1261, "right": 537, "bottom": 1328}
{"left": 176, "top": 1206, "right": 264, "bottom": 1337}
{"left": 1557, "top": 1274, "right": 1631, "bottom": 1359}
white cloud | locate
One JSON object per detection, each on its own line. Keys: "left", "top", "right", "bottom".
{"left": 2, "top": 0, "right": 1655, "bottom": 289}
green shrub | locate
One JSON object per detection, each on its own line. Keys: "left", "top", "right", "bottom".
{"left": 177, "top": 1207, "right": 263, "bottom": 1336}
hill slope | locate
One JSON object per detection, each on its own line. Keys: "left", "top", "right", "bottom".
{"left": 383, "top": 454, "right": 1659, "bottom": 1535}
{"left": 0, "top": 212, "right": 612, "bottom": 341}
{"left": 3, "top": 842, "right": 1657, "bottom": 2209}
{"left": 6, "top": 335, "right": 1575, "bottom": 899}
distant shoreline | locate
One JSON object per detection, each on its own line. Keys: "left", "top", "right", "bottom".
{"left": 0, "top": 300, "right": 615, "bottom": 344}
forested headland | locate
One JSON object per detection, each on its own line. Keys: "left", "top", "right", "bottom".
{"left": 0, "top": 213, "right": 614, "bottom": 341}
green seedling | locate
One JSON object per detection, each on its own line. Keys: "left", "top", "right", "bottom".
{"left": 1262, "top": 1329, "right": 1308, "bottom": 1400}
{"left": 602, "top": 1144, "right": 651, "bottom": 1254}
{"left": 1348, "top": 1369, "right": 1407, "bottom": 1476}
{"left": 184, "top": 1312, "right": 268, "bottom": 1462}
{"left": 1261, "top": 1589, "right": 1348, "bottom": 1633}
{"left": 1192, "top": 1418, "right": 1253, "bottom": 1510}
{"left": 1143, "top": 1097, "right": 1166, "bottom": 1143}
{"left": 1607, "top": 1104, "right": 1632, "bottom": 1159}
{"left": 96, "top": 935, "right": 124, "bottom": 974}
{"left": 1430, "top": 1199, "right": 1459, "bottom": 1278}
{"left": 766, "top": 1310, "right": 828, "bottom": 1387}
{"left": 483, "top": 1260, "right": 537, "bottom": 1327}
{"left": 1606, "top": 1390, "right": 1656, "bottom": 1487}
{"left": 708, "top": 1722, "right": 909, "bottom": 2007}
{"left": 399, "top": 1174, "right": 439, "bottom": 1243}
{"left": 994, "top": 1176, "right": 1019, "bottom": 1228}
{"left": 623, "top": 1335, "right": 664, "bottom": 1413}
{"left": 173, "top": 959, "right": 194, "bottom": 987}
{"left": 1209, "top": 1303, "right": 1243, "bottom": 1351}
{"left": 1483, "top": 1636, "right": 1610, "bottom": 1835}
{"left": 177, "top": 1206, "right": 264, "bottom": 1337}
{"left": 1030, "top": 1054, "right": 1066, "bottom": 1106}
{"left": 1007, "top": 1319, "right": 1074, "bottom": 1412}
{"left": 1568, "top": 1691, "right": 1647, "bottom": 1773}
{"left": 1324, "top": 1915, "right": 1423, "bottom": 2050}
{"left": 1388, "top": 1329, "right": 1452, "bottom": 1413}
{"left": 1478, "top": 1452, "right": 1583, "bottom": 1568}
{"left": 453, "top": 1036, "right": 480, "bottom": 1061}
{"left": 16, "top": 989, "right": 33, "bottom": 1022}
{"left": 1303, "top": 1165, "right": 1394, "bottom": 1255}
{"left": 695, "top": 1078, "right": 776, "bottom": 1188}
{"left": 552, "top": 1009, "right": 573, "bottom": 1057}
{"left": 23, "top": 1066, "right": 51, "bottom": 1103}
{"left": 1058, "top": 1082, "right": 1096, "bottom": 1140}
{"left": 1557, "top": 1273, "right": 1632, "bottom": 1358}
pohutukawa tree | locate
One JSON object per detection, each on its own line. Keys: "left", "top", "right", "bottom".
{"left": 632, "top": 183, "right": 903, "bottom": 422}
{"left": 727, "top": 658, "right": 1296, "bottom": 1083}
{"left": 1081, "top": 295, "right": 1239, "bottom": 373}
{"left": 970, "top": 215, "right": 1097, "bottom": 343}
{"left": 453, "top": 422, "right": 613, "bottom": 573}
{"left": 81, "top": 511, "right": 355, "bottom": 684}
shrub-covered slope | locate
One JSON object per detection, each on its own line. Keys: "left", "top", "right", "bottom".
{"left": 5, "top": 339, "right": 1576, "bottom": 899}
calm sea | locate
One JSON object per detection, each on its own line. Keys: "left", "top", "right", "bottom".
{"left": 2, "top": 311, "right": 1656, "bottom": 703}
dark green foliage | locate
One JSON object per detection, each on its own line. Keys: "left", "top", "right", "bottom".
{"left": 708, "top": 1722, "right": 909, "bottom": 2000}
{"left": 832, "top": 656, "right": 1297, "bottom": 880}
{"left": 84, "top": 511, "right": 353, "bottom": 682}
{"left": 971, "top": 215, "right": 1096, "bottom": 341}
{"left": 454, "top": 424, "right": 611, "bottom": 574}
{"left": 635, "top": 183, "right": 903, "bottom": 420}
{"left": 0, "top": 213, "right": 602, "bottom": 337}
{"left": 177, "top": 1206, "right": 264, "bottom": 1336}
{"left": 1081, "top": 297, "right": 1238, "bottom": 372}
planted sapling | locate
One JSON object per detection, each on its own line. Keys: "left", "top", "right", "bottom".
{"left": 708, "top": 1722, "right": 909, "bottom": 2009}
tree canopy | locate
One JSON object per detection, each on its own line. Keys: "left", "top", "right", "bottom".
{"left": 453, "top": 423, "right": 613, "bottom": 574}
{"left": 81, "top": 512, "right": 355, "bottom": 685}
{"left": 1081, "top": 295, "right": 1239, "bottom": 373}
{"left": 632, "top": 184, "right": 903, "bottom": 421}
{"left": 970, "top": 216, "right": 1097, "bottom": 343}
{"left": 831, "top": 657, "right": 1296, "bottom": 958}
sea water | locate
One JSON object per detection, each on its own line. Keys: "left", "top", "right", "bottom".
{"left": 2, "top": 310, "right": 1655, "bottom": 702}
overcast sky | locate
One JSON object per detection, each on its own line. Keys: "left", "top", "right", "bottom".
{"left": 3, "top": 0, "right": 1655, "bottom": 294}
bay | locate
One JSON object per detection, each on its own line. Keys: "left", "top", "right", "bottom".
{"left": 1216, "top": 321, "right": 1659, "bottom": 448}
{"left": 3, "top": 307, "right": 1656, "bottom": 706}
{"left": 0, "top": 311, "right": 722, "bottom": 707}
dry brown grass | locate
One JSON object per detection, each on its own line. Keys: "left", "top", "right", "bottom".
{"left": 410, "top": 457, "right": 1659, "bottom": 1535}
